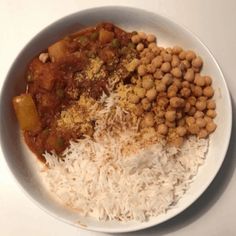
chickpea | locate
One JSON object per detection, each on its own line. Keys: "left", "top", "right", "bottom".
{"left": 157, "top": 97, "right": 169, "bottom": 108}
{"left": 162, "top": 53, "right": 172, "bottom": 62}
{"left": 188, "top": 96, "right": 197, "bottom": 106}
{"left": 195, "top": 100, "right": 207, "bottom": 111}
{"left": 194, "top": 74, "right": 205, "bottom": 87}
{"left": 185, "top": 50, "right": 196, "bottom": 61}
{"left": 154, "top": 69, "right": 163, "bottom": 79}
{"left": 140, "top": 51, "right": 147, "bottom": 58}
{"left": 142, "top": 75, "right": 154, "bottom": 89}
{"left": 157, "top": 124, "right": 168, "bottom": 135}
{"left": 141, "top": 57, "right": 151, "bottom": 65}
{"left": 147, "top": 63, "right": 156, "bottom": 73}
{"left": 156, "top": 110, "right": 165, "bottom": 118}
{"left": 182, "top": 81, "right": 190, "bottom": 88}
{"left": 166, "top": 47, "right": 173, "bottom": 54}
{"left": 131, "top": 76, "right": 137, "bottom": 84}
{"left": 184, "top": 68, "right": 195, "bottom": 82}
{"left": 172, "top": 136, "right": 184, "bottom": 147}
{"left": 148, "top": 42, "right": 156, "bottom": 50}
{"left": 136, "top": 43, "right": 144, "bottom": 51}
{"left": 192, "top": 56, "right": 203, "bottom": 68}
{"left": 184, "top": 102, "right": 191, "bottom": 113}
{"left": 170, "top": 97, "right": 185, "bottom": 108}
{"left": 161, "top": 62, "right": 171, "bottom": 73}
{"left": 146, "top": 88, "right": 157, "bottom": 101}
{"left": 176, "top": 126, "right": 187, "bottom": 137}
{"left": 167, "top": 89, "right": 177, "bottom": 98}
{"left": 176, "top": 64, "right": 182, "bottom": 73}
{"left": 172, "top": 45, "right": 183, "bottom": 55}
{"left": 131, "top": 34, "right": 141, "bottom": 44}
{"left": 156, "top": 82, "right": 166, "bottom": 92}
{"left": 207, "top": 100, "right": 216, "bottom": 109}
{"left": 146, "top": 52, "right": 155, "bottom": 61}
{"left": 206, "top": 121, "right": 217, "bottom": 133}
{"left": 152, "top": 56, "right": 163, "bottom": 68}
{"left": 159, "top": 92, "right": 167, "bottom": 97}
{"left": 134, "top": 86, "right": 146, "bottom": 98}
{"left": 179, "top": 51, "right": 186, "bottom": 60}
{"left": 198, "top": 129, "right": 209, "bottom": 139}
{"left": 151, "top": 46, "right": 161, "bottom": 55}
{"left": 196, "top": 117, "right": 206, "bottom": 128}
{"left": 176, "top": 111, "right": 183, "bottom": 120}
{"left": 138, "top": 32, "right": 147, "bottom": 40}
{"left": 128, "top": 93, "right": 140, "bottom": 104}
{"left": 204, "top": 76, "right": 212, "bottom": 86}
{"left": 204, "top": 116, "right": 212, "bottom": 123}
{"left": 166, "top": 120, "right": 176, "bottom": 128}
{"left": 182, "top": 60, "right": 191, "bottom": 69}
{"left": 180, "top": 87, "right": 191, "bottom": 98}
{"left": 142, "top": 112, "right": 155, "bottom": 127}
{"left": 134, "top": 104, "right": 144, "bottom": 116}
{"left": 188, "top": 106, "right": 196, "bottom": 116}
{"left": 194, "top": 111, "right": 204, "bottom": 118}
{"left": 173, "top": 78, "right": 182, "bottom": 89}
{"left": 171, "top": 67, "right": 182, "bottom": 77}
{"left": 177, "top": 118, "right": 186, "bottom": 126}
{"left": 198, "top": 96, "right": 207, "bottom": 102}
{"left": 192, "top": 66, "right": 201, "bottom": 73}
{"left": 162, "top": 73, "right": 173, "bottom": 85}
{"left": 165, "top": 110, "right": 176, "bottom": 122}
{"left": 137, "top": 65, "right": 147, "bottom": 76}
{"left": 160, "top": 50, "right": 166, "bottom": 57}
{"left": 186, "top": 116, "right": 195, "bottom": 126}
{"left": 167, "top": 85, "right": 178, "bottom": 98}
{"left": 171, "top": 55, "right": 180, "bottom": 67}
{"left": 136, "top": 79, "right": 142, "bottom": 87}
{"left": 142, "top": 48, "right": 150, "bottom": 55}
{"left": 188, "top": 124, "right": 200, "bottom": 134}
{"left": 141, "top": 98, "right": 151, "bottom": 111}
{"left": 146, "top": 34, "right": 156, "bottom": 42}
{"left": 39, "top": 53, "right": 49, "bottom": 63}
{"left": 203, "top": 86, "right": 214, "bottom": 98}
{"left": 192, "top": 86, "right": 203, "bottom": 97}
{"left": 206, "top": 109, "right": 217, "bottom": 118}
{"left": 169, "top": 84, "right": 179, "bottom": 92}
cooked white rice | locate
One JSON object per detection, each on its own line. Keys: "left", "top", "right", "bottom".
{"left": 41, "top": 93, "right": 209, "bottom": 222}
{"left": 42, "top": 132, "right": 208, "bottom": 222}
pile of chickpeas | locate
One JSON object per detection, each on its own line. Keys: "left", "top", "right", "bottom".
{"left": 127, "top": 31, "right": 217, "bottom": 146}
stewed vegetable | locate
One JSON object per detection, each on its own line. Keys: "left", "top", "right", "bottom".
{"left": 13, "top": 94, "right": 41, "bottom": 132}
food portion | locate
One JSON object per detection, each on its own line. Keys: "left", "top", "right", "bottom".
{"left": 13, "top": 23, "right": 217, "bottom": 221}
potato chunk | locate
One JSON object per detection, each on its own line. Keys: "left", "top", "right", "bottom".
{"left": 48, "top": 39, "right": 68, "bottom": 61}
{"left": 28, "top": 59, "right": 55, "bottom": 91}
{"left": 99, "top": 29, "right": 114, "bottom": 44}
{"left": 13, "top": 94, "right": 41, "bottom": 132}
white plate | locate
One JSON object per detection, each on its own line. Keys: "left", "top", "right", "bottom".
{"left": 0, "top": 6, "right": 232, "bottom": 233}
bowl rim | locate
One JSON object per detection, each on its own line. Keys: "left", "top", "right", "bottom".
{"left": 0, "top": 5, "right": 232, "bottom": 233}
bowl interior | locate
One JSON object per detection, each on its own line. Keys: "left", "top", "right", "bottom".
{"left": 0, "top": 6, "right": 232, "bottom": 233}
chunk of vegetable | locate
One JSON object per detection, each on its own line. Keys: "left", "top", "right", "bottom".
{"left": 45, "top": 135, "right": 65, "bottom": 153}
{"left": 99, "top": 29, "right": 114, "bottom": 44}
{"left": 40, "top": 93, "right": 59, "bottom": 109}
{"left": 13, "top": 94, "right": 41, "bottom": 132}
{"left": 29, "top": 59, "right": 55, "bottom": 91}
{"left": 48, "top": 39, "right": 68, "bottom": 61}
{"left": 90, "top": 31, "right": 99, "bottom": 41}
{"left": 98, "top": 48, "right": 115, "bottom": 62}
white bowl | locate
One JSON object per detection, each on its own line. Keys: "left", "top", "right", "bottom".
{"left": 0, "top": 6, "right": 232, "bottom": 233}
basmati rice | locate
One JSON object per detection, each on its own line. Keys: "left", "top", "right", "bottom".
{"left": 42, "top": 131, "right": 208, "bottom": 222}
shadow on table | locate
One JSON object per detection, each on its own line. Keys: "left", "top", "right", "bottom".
{"left": 108, "top": 97, "right": 236, "bottom": 236}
